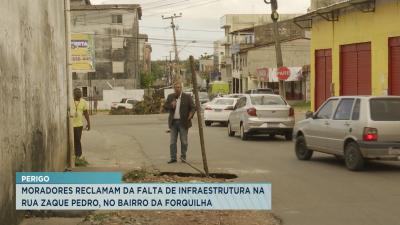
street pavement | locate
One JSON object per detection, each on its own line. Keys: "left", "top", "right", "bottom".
{"left": 81, "top": 113, "right": 400, "bottom": 225}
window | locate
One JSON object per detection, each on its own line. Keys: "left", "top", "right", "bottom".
{"left": 127, "top": 100, "right": 137, "bottom": 105}
{"left": 112, "top": 61, "right": 124, "bottom": 73}
{"left": 112, "top": 38, "right": 124, "bottom": 49}
{"left": 73, "top": 15, "right": 86, "bottom": 25}
{"left": 334, "top": 99, "right": 354, "bottom": 120}
{"left": 315, "top": 99, "right": 338, "bottom": 119}
{"left": 370, "top": 98, "right": 400, "bottom": 121}
{"left": 82, "top": 87, "right": 88, "bottom": 98}
{"left": 352, "top": 99, "right": 361, "bottom": 120}
{"left": 214, "top": 99, "right": 235, "bottom": 105}
{"left": 250, "top": 95, "right": 286, "bottom": 106}
{"left": 112, "top": 14, "right": 123, "bottom": 24}
{"left": 236, "top": 97, "right": 246, "bottom": 109}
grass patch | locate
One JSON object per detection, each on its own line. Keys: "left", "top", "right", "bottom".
{"left": 75, "top": 157, "right": 89, "bottom": 167}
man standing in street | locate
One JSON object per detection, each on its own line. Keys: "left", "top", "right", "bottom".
{"left": 164, "top": 81, "right": 195, "bottom": 163}
{"left": 72, "top": 88, "right": 91, "bottom": 160}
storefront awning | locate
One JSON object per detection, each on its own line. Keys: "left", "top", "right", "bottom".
{"left": 293, "top": 0, "right": 375, "bottom": 29}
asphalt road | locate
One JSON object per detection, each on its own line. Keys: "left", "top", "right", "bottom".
{"left": 82, "top": 113, "right": 400, "bottom": 225}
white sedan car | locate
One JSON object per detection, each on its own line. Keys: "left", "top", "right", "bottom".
{"left": 228, "top": 94, "right": 295, "bottom": 140}
{"left": 204, "top": 97, "right": 238, "bottom": 126}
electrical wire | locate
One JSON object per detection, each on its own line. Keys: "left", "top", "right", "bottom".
{"left": 144, "top": 0, "right": 221, "bottom": 17}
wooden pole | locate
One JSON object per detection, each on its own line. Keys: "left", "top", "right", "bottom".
{"left": 189, "top": 56, "right": 209, "bottom": 176}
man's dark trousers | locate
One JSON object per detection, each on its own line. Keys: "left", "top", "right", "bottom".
{"left": 170, "top": 119, "right": 188, "bottom": 161}
{"left": 74, "top": 126, "right": 83, "bottom": 157}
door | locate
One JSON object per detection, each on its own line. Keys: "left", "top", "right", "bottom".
{"left": 340, "top": 42, "right": 371, "bottom": 95}
{"left": 315, "top": 49, "right": 332, "bottom": 110}
{"left": 389, "top": 37, "right": 400, "bottom": 95}
{"left": 231, "top": 97, "right": 246, "bottom": 131}
{"left": 305, "top": 99, "right": 338, "bottom": 152}
{"left": 329, "top": 98, "right": 355, "bottom": 153}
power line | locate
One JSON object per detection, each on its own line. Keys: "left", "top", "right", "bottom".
{"left": 142, "top": 25, "right": 223, "bottom": 33}
{"left": 75, "top": 20, "right": 223, "bottom": 34}
{"left": 144, "top": 0, "right": 190, "bottom": 10}
{"left": 143, "top": 0, "right": 222, "bottom": 17}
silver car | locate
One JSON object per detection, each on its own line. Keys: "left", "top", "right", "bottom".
{"left": 227, "top": 94, "right": 295, "bottom": 140}
{"left": 293, "top": 96, "right": 400, "bottom": 171}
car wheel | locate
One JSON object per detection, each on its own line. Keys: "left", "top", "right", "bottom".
{"left": 205, "top": 121, "right": 212, "bottom": 126}
{"left": 344, "top": 142, "right": 365, "bottom": 171}
{"left": 285, "top": 132, "right": 293, "bottom": 141}
{"left": 240, "top": 124, "right": 248, "bottom": 141}
{"left": 227, "top": 122, "right": 235, "bottom": 137}
{"left": 295, "top": 135, "right": 313, "bottom": 160}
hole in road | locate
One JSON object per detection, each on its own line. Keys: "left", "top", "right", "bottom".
{"left": 159, "top": 172, "right": 238, "bottom": 180}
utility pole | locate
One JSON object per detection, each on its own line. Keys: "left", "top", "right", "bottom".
{"left": 264, "top": 0, "right": 286, "bottom": 99}
{"left": 162, "top": 13, "right": 182, "bottom": 81}
{"left": 189, "top": 56, "right": 209, "bottom": 176}
{"left": 64, "top": 0, "right": 74, "bottom": 168}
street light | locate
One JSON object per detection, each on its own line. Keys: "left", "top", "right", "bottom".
{"left": 178, "top": 40, "right": 197, "bottom": 54}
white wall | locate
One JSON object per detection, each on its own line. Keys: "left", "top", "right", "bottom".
{"left": 98, "top": 88, "right": 144, "bottom": 109}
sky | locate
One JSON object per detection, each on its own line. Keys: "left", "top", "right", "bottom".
{"left": 90, "top": 0, "right": 310, "bottom": 60}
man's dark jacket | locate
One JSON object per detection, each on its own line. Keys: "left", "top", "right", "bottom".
{"left": 164, "top": 92, "right": 196, "bottom": 129}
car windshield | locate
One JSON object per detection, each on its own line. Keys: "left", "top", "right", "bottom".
{"left": 199, "top": 92, "right": 208, "bottom": 99}
{"left": 214, "top": 99, "right": 235, "bottom": 105}
{"left": 250, "top": 95, "right": 285, "bottom": 105}
{"left": 370, "top": 98, "right": 400, "bottom": 121}
{"left": 256, "top": 89, "right": 273, "bottom": 94}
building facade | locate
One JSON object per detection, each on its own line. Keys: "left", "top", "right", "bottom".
{"left": 220, "top": 14, "right": 273, "bottom": 91}
{"left": 139, "top": 34, "right": 152, "bottom": 74}
{"left": 71, "top": 3, "right": 142, "bottom": 100}
{"left": 228, "top": 18, "right": 310, "bottom": 100}
{"left": 295, "top": 0, "right": 400, "bottom": 110}
{"left": 220, "top": 14, "right": 303, "bottom": 94}
{"left": 213, "top": 40, "right": 225, "bottom": 80}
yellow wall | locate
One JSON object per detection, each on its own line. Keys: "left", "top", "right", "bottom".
{"left": 310, "top": 0, "right": 400, "bottom": 110}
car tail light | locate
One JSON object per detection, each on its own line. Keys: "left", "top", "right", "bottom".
{"left": 247, "top": 107, "right": 257, "bottom": 117}
{"left": 289, "top": 107, "right": 294, "bottom": 117}
{"left": 225, "top": 106, "right": 234, "bottom": 110}
{"left": 205, "top": 106, "right": 212, "bottom": 111}
{"left": 363, "top": 127, "right": 378, "bottom": 141}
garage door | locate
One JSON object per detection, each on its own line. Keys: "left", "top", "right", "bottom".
{"left": 340, "top": 42, "right": 371, "bottom": 96}
{"left": 315, "top": 49, "right": 332, "bottom": 110}
{"left": 389, "top": 37, "right": 400, "bottom": 95}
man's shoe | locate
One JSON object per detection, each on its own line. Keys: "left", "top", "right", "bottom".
{"left": 167, "top": 159, "right": 177, "bottom": 164}
{"left": 180, "top": 157, "right": 186, "bottom": 162}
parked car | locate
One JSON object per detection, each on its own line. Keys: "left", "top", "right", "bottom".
{"left": 111, "top": 98, "right": 138, "bottom": 113}
{"left": 204, "top": 97, "right": 238, "bottom": 126}
{"left": 224, "top": 94, "right": 246, "bottom": 99}
{"left": 227, "top": 94, "right": 295, "bottom": 140}
{"left": 245, "top": 88, "right": 274, "bottom": 94}
{"left": 198, "top": 92, "right": 210, "bottom": 104}
{"left": 293, "top": 96, "right": 400, "bottom": 171}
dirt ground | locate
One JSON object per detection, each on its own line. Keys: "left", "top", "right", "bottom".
{"left": 79, "top": 211, "right": 281, "bottom": 225}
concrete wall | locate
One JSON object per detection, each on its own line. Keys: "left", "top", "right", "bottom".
{"left": 99, "top": 88, "right": 144, "bottom": 110}
{"left": 0, "top": 1, "right": 68, "bottom": 225}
